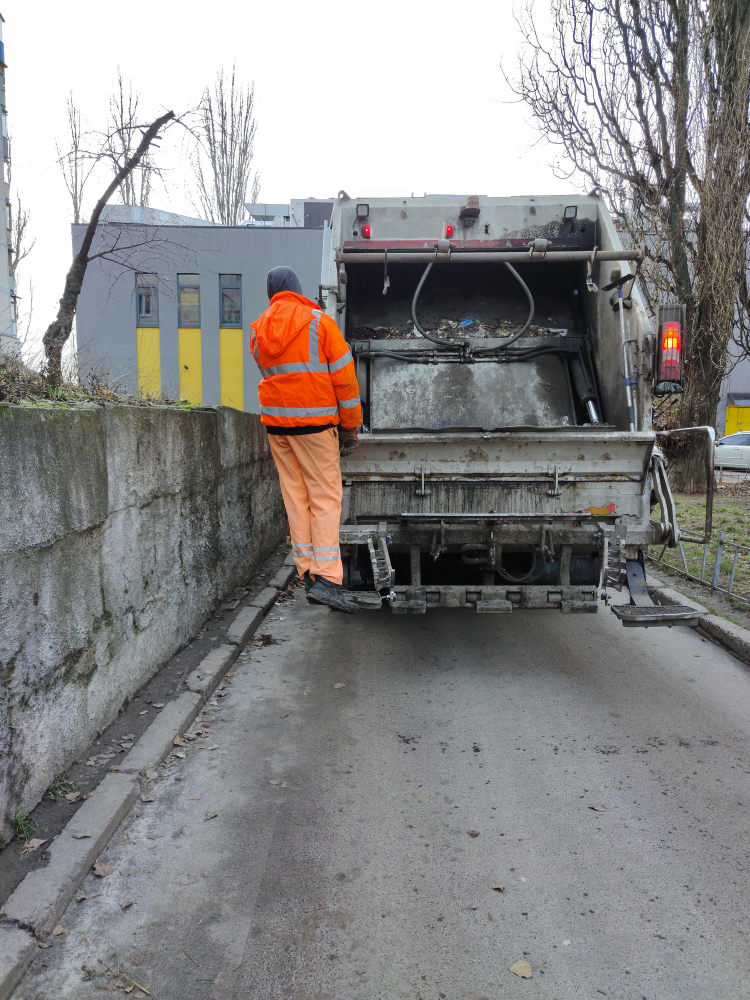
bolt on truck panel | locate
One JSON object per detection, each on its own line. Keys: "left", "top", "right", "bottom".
{"left": 322, "top": 193, "right": 711, "bottom": 625}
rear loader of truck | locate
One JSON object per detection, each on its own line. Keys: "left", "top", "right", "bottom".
{"left": 320, "top": 193, "right": 714, "bottom": 626}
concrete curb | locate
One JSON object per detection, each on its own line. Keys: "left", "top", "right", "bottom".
{"left": 648, "top": 574, "right": 750, "bottom": 667}
{"left": 0, "top": 558, "right": 289, "bottom": 1000}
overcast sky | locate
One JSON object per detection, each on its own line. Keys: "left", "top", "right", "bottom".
{"left": 6, "top": 0, "right": 574, "bottom": 359}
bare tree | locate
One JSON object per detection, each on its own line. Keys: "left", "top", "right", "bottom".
{"left": 192, "top": 66, "right": 260, "bottom": 225}
{"left": 42, "top": 110, "right": 175, "bottom": 383}
{"left": 105, "top": 71, "right": 163, "bottom": 207}
{"left": 55, "top": 94, "right": 99, "bottom": 223}
{"left": 9, "top": 194, "right": 34, "bottom": 282}
{"left": 512, "top": 0, "right": 750, "bottom": 488}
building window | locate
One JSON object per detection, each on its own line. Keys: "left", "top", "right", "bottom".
{"left": 220, "top": 274, "right": 242, "bottom": 327}
{"left": 178, "top": 273, "right": 200, "bottom": 327}
{"left": 136, "top": 274, "right": 159, "bottom": 327}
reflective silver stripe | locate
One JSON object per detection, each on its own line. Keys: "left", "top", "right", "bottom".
{"left": 312, "top": 547, "right": 340, "bottom": 554}
{"left": 262, "top": 360, "right": 328, "bottom": 377}
{"left": 261, "top": 405, "right": 338, "bottom": 417}
{"left": 328, "top": 351, "right": 353, "bottom": 374}
{"left": 292, "top": 543, "right": 313, "bottom": 550}
{"left": 309, "top": 310, "right": 321, "bottom": 366}
{"left": 337, "top": 396, "right": 361, "bottom": 409}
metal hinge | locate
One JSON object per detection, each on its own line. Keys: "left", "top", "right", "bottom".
{"left": 415, "top": 464, "right": 431, "bottom": 496}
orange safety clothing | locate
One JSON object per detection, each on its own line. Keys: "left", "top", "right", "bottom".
{"left": 250, "top": 291, "right": 362, "bottom": 432}
{"left": 268, "top": 428, "right": 344, "bottom": 584}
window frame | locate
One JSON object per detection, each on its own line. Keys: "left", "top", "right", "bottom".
{"left": 136, "top": 273, "right": 159, "bottom": 327}
{"left": 219, "top": 273, "right": 242, "bottom": 328}
{"left": 178, "top": 273, "right": 201, "bottom": 328}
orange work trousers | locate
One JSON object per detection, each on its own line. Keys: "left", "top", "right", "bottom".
{"left": 267, "top": 427, "right": 344, "bottom": 584}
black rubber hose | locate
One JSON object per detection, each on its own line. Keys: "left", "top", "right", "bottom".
{"left": 410, "top": 263, "right": 455, "bottom": 346}
{"left": 474, "top": 262, "right": 535, "bottom": 353}
{"left": 411, "top": 260, "right": 535, "bottom": 350}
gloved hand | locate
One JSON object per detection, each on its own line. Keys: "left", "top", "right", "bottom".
{"left": 339, "top": 428, "right": 359, "bottom": 457}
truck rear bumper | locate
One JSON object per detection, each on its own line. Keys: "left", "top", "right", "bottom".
{"left": 389, "top": 583, "right": 599, "bottom": 615}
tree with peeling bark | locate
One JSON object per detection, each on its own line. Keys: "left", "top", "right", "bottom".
{"left": 42, "top": 110, "right": 175, "bottom": 384}
{"left": 512, "top": 0, "right": 750, "bottom": 489}
{"left": 192, "top": 66, "right": 260, "bottom": 225}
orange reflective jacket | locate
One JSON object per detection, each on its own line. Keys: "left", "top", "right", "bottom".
{"left": 250, "top": 292, "right": 362, "bottom": 431}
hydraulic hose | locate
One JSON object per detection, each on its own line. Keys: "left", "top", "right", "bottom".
{"left": 410, "top": 262, "right": 455, "bottom": 346}
{"left": 410, "top": 260, "right": 535, "bottom": 350}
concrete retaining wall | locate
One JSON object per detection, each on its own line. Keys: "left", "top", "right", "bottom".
{"left": 0, "top": 405, "right": 284, "bottom": 844}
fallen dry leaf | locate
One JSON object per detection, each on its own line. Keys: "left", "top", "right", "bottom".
{"left": 21, "top": 838, "right": 48, "bottom": 854}
{"left": 120, "top": 899, "right": 134, "bottom": 910}
{"left": 333, "top": 683, "right": 346, "bottom": 689}
{"left": 75, "top": 893, "right": 88, "bottom": 903}
{"left": 84, "top": 758, "right": 98, "bottom": 767}
{"left": 173, "top": 735, "right": 186, "bottom": 747}
{"left": 108, "top": 765, "right": 120, "bottom": 772}
{"left": 64, "top": 791, "right": 80, "bottom": 803}
{"left": 490, "top": 882, "right": 506, "bottom": 892}
{"left": 119, "top": 867, "right": 140, "bottom": 877}
{"left": 174, "top": 873, "right": 199, "bottom": 885}
{"left": 138, "top": 710, "right": 149, "bottom": 716}
{"left": 51, "top": 924, "right": 67, "bottom": 937}
{"left": 173, "top": 751, "right": 186, "bottom": 759}
{"left": 188, "top": 793, "right": 201, "bottom": 801}
{"left": 510, "top": 959, "right": 533, "bottom": 979}
{"left": 280, "top": 712, "right": 292, "bottom": 719}
{"left": 152, "top": 703, "right": 165, "bottom": 709}
{"left": 467, "top": 830, "right": 480, "bottom": 838}
{"left": 588, "top": 803, "right": 612, "bottom": 813}
{"left": 140, "top": 794, "right": 155, "bottom": 803}
{"left": 93, "top": 863, "right": 114, "bottom": 878}
{"left": 71, "top": 830, "right": 92, "bottom": 839}
{"left": 205, "top": 812, "right": 218, "bottom": 821}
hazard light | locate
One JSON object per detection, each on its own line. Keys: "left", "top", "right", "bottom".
{"left": 361, "top": 224, "right": 371, "bottom": 239}
{"left": 655, "top": 305, "right": 685, "bottom": 395}
{"left": 445, "top": 223, "right": 455, "bottom": 238}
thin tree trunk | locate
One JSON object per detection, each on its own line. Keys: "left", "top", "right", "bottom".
{"left": 43, "top": 110, "right": 174, "bottom": 383}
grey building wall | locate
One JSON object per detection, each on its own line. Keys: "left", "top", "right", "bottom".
{"left": 74, "top": 223, "right": 325, "bottom": 410}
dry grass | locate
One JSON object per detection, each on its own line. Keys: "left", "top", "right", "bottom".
{"left": 651, "top": 486, "right": 750, "bottom": 607}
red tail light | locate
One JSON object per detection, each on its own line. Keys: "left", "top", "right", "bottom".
{"left": 655, "top": 306, "right": 685, "bottom": 395}
{"left": 445, "top": 223, "right": 455, "bottom": 238}
{"left": 361, "top": 224, "right": 371, "bottom": 239}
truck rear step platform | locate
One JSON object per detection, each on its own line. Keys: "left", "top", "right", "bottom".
{"left": 610, "top": 604, "right": 700, "bottom": 627}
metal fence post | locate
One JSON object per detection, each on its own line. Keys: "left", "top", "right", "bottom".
{"left": 711, "top": 531, "right": 726, "bottom": 593}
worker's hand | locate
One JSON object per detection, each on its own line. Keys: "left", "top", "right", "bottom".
{"left": 339, "top": 428, "right": 359, "bottom": 457}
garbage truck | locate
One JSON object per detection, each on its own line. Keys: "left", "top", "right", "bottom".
{"left": 319, "top": 192, "right": 714, "bottom": 625}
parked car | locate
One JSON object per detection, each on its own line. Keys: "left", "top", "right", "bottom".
{"left": 715, "top": 432, "right": 750, "bottom": 470}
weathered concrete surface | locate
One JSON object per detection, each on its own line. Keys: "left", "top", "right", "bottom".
{"left": 0, "top": 405, "right": 284, "bottom": 844}
{"left": 14, "top": 594, "right": 750, "bottom": 1000}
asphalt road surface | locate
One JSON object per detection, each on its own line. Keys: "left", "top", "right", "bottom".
{"left": 15, "top": 589, "right": 750, "bottom": 1000}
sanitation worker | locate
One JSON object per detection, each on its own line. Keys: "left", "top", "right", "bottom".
{"left": 250, "top": 266, "right": 361, "bottom": 614}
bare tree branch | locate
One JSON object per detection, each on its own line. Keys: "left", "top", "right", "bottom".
{"left": 191, "top": 65, "right": 259, "bottom": 225}
{"left": 42, "top": 109, "right": 176, "bottom": 383}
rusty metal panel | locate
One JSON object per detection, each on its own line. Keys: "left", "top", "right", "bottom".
{"left": 342, "top": 431, "right": 654, "bottom": 480}
{"left": 348, "top": 481, "right": 641, "bottom": 519}
{"left": 370, "top": 356, "right": 575, "bottom": 431}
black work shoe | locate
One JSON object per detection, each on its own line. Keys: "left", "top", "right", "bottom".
{"left": 302, "top": 571, "right": 314, "bottom": 593}
{"left": 306, "top": 577, "right": 360, "bottom": 614}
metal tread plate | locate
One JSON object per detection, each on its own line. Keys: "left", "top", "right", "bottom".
{"left": 611, "top": 604, "right": 699, "bottom": 625}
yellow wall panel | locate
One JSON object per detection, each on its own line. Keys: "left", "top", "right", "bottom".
{"left": 136, "top": 327, "right": 161, "bottom": 398}
{"left": 220, "top": 328, "right": 244, "bottom": 410}
{"left": 178, "top": 328, "right": 203, "bottom": 404}
{"left": 725, "top": 406, "right": 749, "bottom": 435}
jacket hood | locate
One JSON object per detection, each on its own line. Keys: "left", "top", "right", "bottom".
{"left": 253, "top": 292, "right": 318, "bottom": 357}
{"left": 267, "top": 265, "right": 302, "bottom": 299}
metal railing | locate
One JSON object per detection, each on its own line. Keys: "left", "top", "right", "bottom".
{"left": 650, "top": 531, "right": 750, "bottom": 606}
